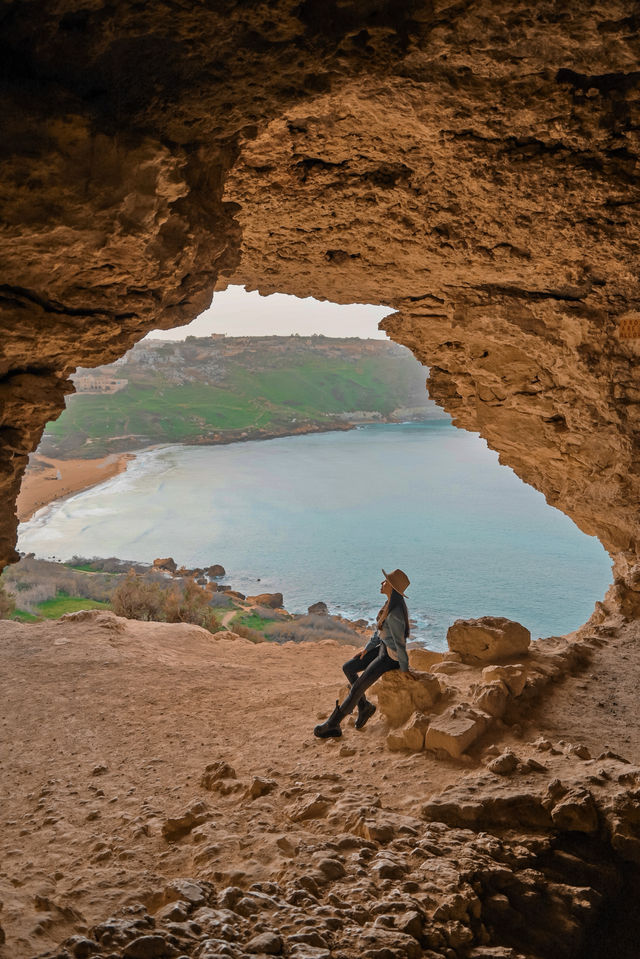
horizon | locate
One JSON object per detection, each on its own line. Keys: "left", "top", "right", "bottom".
{"left": 147, "top": 285, "right": 394, "bottom": 340}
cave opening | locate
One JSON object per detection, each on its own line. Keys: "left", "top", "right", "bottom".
{"left": 11, "top": 286, "right": 612, "bottom": 649}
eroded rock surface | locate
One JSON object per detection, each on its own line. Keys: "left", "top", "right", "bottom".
{"left": 0, "top": 1, "right": 638, "bottom": 592}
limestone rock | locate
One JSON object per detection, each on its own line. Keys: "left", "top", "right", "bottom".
{"left": 246, "top": 592, "right": 284, "bottom": 609}
{"left": 152, "top": 557, "right": 177, "bottom": 574}
{"left": 200, "top": 761, "right": 237, "bottom": 789}
{"left": 447, "top": 617, "right": 531, "bottom": 664}
{"left": 386, "top": 710, "right": 430, "bottom": 753}
{"left": 207, "top": 564, "right": 226, "bottom": 578}
{"left": 375, "top": 670, "right": 441, "bottom": 728}
{"left": 307, "top": 601, "right": 328, "bottom": 616}
{"left": 487, "top": 750, "right": 519, "bottom": 776}
{"left": 473, "top": 680, "right": 510, "bottom": 718}
{"left": 245, "top": 931, "right": 282, "bottom": 954}
{"left": 287, "top": 793, "right": 332, "bottom": 822}
{"left": 481, "top": 664, "right": 528, "bottom": 697}
{"left": 243, "top": 776, "right": 277, "bottom": 800}
{"left": 161, "top": 800, "right": 210, "bottom": 841}
{"left": 549, "top": 788, "right": 599, "bottom": 834}
{"left": 424, "top": 704, "right": 488, "bottom": 759}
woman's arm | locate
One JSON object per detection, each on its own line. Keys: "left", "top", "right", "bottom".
{"left": 360, "top": 629, "right": 381, "bottom": 657}
{"left": 384, "top": 611, "right": 410, "bottom": 672}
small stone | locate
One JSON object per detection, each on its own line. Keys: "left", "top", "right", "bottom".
{"left": 92, "top": 764, "right": 108, "bottom": 776}
{"left": 315, "top": 857, "right": 345, "bottom": 880}
{"left": 161, "top": 800, "right": 209, "bottom": 841}
{"left": 245, "top": 930, "right": 282, "bottom": 954}
{"left": 487, "top": 750, "right": 518, "bottom": 776}
{"left": 243, "top": 776, "right": 276, "bottom": 800}
{"left": 287, "top": 794, "right": 332, "bottom": 822}
{"left": 200, "top": 762, "right": 237, "bottom": 789}
{"left": 339, "top": 745, "right": 356, "bottom": 757}
{"left": 122, "top": 935, "right": 168, "bottom": 958}
{"left": 568, "top": 744, "right": 592, "bottom": 760}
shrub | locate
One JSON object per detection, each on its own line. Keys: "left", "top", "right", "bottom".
{"left": 111, "top": 570, "right": 164, "bottom": 621}
{"left": 111, "top": 571, "right": 219, "bottom": 633}
{"left": 0, "top": 583, "right": 15, "bottom": 620}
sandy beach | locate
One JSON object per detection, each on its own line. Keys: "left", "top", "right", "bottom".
{"left": 16, "top": 452, "right": 135, "bottom": 522}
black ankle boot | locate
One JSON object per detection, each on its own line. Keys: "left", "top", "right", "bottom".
{"left": 314, "top": 700, "right": 343, "bottom": 738}
{"left": 355, "top": 699, "right": 376, "bottom": 730}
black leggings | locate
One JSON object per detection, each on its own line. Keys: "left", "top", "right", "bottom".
{"left": 340, "top": 644, "right": 399, "bottom": 716}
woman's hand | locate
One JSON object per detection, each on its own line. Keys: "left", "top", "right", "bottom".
{"left": 357, "top": 647, "right": 368, "bottom": 659}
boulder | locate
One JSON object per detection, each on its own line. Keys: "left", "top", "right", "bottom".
{"left": 308, "top": 601, "right": 329, "bottom": 615}
{"left": 549, "top": 788, "right": 599, "bottom": 834}
{"left": 386, "top": 711, "right": 430, "bottom": 752}
{"left": 407, "top": 646, "right": 443, "bottom": 671}
{"left": 487, "top": 749, "right": 519, "bottom": 776}
{"left": 424, "top": 704, "right": 488, "bottom": 758}
{"left": 375, "top": 670, "right": 441, "bottom": 727}
{"left": 472, "top": 680, "right": 510, "bottom": 718}
{"left": 246, "top": 592, "right": 284, "bottom": 608}
{"left": 447, "top": 616, "right": 531, "bottom": 664}
{"left": 207, "top": 564, "right": 226, "bottom": 577}
{"left": 153, "top": 556, "right": 177, "bottom": 574}
{"left": 481, "top": 663, "right": 528, "bottom": 697}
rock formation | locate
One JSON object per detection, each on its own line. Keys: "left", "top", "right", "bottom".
{"left": 0, "top": 1, "right": 638, "bottom": 606}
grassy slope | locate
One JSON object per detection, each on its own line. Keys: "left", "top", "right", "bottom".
{"left": 44, "top": 352, "right": 430, "bottom": 457}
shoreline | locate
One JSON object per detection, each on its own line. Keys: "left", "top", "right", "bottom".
{"left": 16, "top": 452, "right": 136, "bottom": 523}
{"left": 20, "top": 417, "right": 444, "bottom": 524}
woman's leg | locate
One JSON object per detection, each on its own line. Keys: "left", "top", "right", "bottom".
{"left": 342, "top": 646, "right": 380, "bottom": 685}
{"left": 338, "top": 646, "right": 399, "bottom": 718}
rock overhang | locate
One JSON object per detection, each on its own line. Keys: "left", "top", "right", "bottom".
{"left": 1, "top": 1, "right": 638, "bottom": 603}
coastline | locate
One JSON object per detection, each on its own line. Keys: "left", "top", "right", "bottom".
{"left": 16, "top": 452, "right": 136, "bottom": 523}
{"left": 20, "top": 416, "right": 443, "bottom": 524}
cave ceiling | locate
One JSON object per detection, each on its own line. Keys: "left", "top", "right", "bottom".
{"left": 1, "top": 1, "right": 640, "bottom": 596}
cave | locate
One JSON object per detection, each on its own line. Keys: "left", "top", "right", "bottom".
{"left": 2, "top": 3, "right": 640, "bottom": 958}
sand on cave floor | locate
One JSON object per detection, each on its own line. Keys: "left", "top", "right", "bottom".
{"left": 1, "top": 612, "right": 639, "bottom": 957}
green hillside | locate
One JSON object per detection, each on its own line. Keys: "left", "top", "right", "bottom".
{"left": 40, "top": 335, "right": 445, "bottom": 458}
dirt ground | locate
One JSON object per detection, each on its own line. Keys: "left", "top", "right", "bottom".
{"left": 1, "top": 613, "right": 639, "bottom": 958}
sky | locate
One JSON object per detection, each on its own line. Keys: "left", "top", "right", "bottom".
{"left": 147, "top": 285, "right": 394, "bottom": 340}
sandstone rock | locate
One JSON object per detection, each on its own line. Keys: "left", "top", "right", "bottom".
{"left": 200, "top": 761, "right": 237, "bottom": 789}
{"left": 424, "top": 704, "right": 488, "bottom": 758}
{"left": 549, "top": 788, "right": 599, "bottom": 833}
{"left": 153, "top": 557, "right": 177, "bottom": 574}
{"left": 487, "top": 750, "right": 519, "bottom": 776}
{"left": 246, "top": 592, "right": 283, "bottom": 608}
{"left": 481, "top": 664, "right": 527, "bottom": 697}
{"left": 287, "top": 793, "right": 332, "bottom": 822}
{"left": 407, "top": 647, "right": 443, "bottom": 670}
{"left": 386, "top": 710, "right": 430, "bottom": 752}
{"left": 245, "top": 931, "right": 282, "bottom": 954}
{"left": 162, "top": 879, "right": 208, "bottom": 907}
{"left": 161, "top": 800, "right": 209, "bottom": 841}
{"left": 473, "top": 680, "right": 510, "bottom": 718}
{"left": 244, "top": 776, "right": 276, "bottom": 800}
{"left": 430, "top": 660, "right": 474, "bottom": 675}
{"left": 207, "top": 564, "right": 226, "bottom": 578}
{"left": 122, "top": 936, "right": 168, "bottom": 958}
{"left": 447, "top": 617, "right": 531, "bottom": 664}
{"left": 307, "top": 601, "right": 328, "bottom": 615}
{"left": 375, "top": 671, "right": 441, "bottom": 727}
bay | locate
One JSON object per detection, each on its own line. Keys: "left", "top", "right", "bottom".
{"left": 18, "top": 422, "right": 612, "bottom": 650}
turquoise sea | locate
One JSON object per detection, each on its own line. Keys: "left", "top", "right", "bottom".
{"left": 18, "top": 422, "right": 612, "bottom": 650}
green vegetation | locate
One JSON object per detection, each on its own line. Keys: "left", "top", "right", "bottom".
{"left": 229, "top": 609, "right": 276, "bottom": 637}
{"left": 39, "top": 336, "right": 441, "bottom": 458}
{"left": 34, "top": 593, "right": 111, "bottom": 618}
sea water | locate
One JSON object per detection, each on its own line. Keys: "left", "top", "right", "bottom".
{"left": 18, "top": 422, "right": 612, "bottom": 649}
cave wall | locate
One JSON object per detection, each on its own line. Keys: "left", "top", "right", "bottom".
{"left": 1, "top": 1, "right": 639, "bottom": 591}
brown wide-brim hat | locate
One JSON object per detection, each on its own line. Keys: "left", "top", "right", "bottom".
{"left": 382, "top": 568, "right": 410, "bottom": 596}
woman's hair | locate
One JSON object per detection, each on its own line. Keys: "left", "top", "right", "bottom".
{"left": 377, "top": 588, "right": 410, "bottom": 638}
